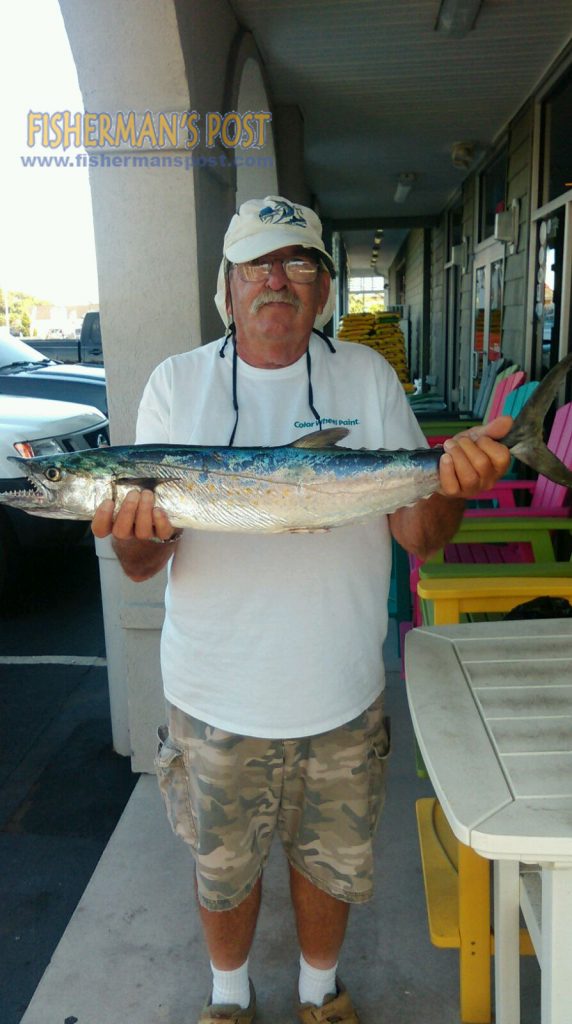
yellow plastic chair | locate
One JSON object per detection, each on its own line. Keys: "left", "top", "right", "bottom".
{"left": 418, "top": 575, "right": 572, "bottom": 626}
{"left": 413, "top": 575, "right": 572, "bottom": 1023}
{"left": 415, "top": 798, "right": 535, "bottom": 1024}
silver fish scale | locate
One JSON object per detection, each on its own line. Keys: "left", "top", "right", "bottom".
{"left": 150, "top": 459, "right": 441, "bottom": 532}
{"left": 151, "top": 472, "right": 302, "bottom": 531}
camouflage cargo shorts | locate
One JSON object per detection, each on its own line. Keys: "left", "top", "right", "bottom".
{"left": 155, "top": 696, "right": 390, "bottom": 911}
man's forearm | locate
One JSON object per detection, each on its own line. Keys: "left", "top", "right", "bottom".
{"left": 389, "top": 493, "right": 465, "bottom": 560}
{"left": 112, "top": 536, "right": 179, "bottom": 582}
{"left": 388, "top": 417, "right": 515, "bottom": 560}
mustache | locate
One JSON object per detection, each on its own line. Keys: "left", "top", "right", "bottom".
{"left": 250, "top": 288, "right": 302, "bottom": 315}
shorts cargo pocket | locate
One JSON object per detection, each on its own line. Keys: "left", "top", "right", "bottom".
{"left": 154, "top": 726, "right": 198, "bottom": 846}
{"left": 368, "top": 715, "right": 391, "bottom": 836}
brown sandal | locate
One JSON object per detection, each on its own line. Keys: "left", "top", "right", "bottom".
{"left": 198, "top": 980, "right": 256, "bottom": 1024}
{"left": 297, "top": 979, "right": 359, "bottom": 1024}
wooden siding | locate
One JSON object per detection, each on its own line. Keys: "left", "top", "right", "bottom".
{"left": 503, "top": 104, "right": 534, "bottom": 367}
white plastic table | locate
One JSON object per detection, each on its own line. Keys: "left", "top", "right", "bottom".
{"left": 404, "top": 618, "right": 572, "bottom": 1024}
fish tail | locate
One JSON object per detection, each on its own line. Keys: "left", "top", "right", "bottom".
{"left": 502, "top": 352, "right": 572, "bottom": 487}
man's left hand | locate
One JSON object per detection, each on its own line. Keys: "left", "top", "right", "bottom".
{"left": 438, "top": 415, "right": 513, "bottom": 500}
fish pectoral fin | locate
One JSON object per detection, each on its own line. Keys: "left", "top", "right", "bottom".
{"left": 291, "top": 428, "right": 349, "bottom": 449}
{"left": 115, "top": 475, "right": 185, "bottom": 492}
{"left": 115, "top": 477, "right": 160, "bottom": 491}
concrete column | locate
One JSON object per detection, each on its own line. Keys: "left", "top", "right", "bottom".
{"left": 274, "top": 105, "right": 310, "bottom": 205}
{"left": 58, "top": 0, "right": 208, "bottom": 437}
{"left": 60, "top": 1, "right": 280, "bottom": 771}
{"left": 95, "top": 537, "right": 166, "bottom": 771}
{"left": 235, "top": 58, "right": 278, "bottom": 207}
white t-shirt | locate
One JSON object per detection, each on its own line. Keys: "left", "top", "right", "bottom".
{"left": 136, "top": 335, "right": 427, "bottom": 738}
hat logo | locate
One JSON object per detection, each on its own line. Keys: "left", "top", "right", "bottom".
{"left": 258, "top": 199, "right": 307, "bottom": 227}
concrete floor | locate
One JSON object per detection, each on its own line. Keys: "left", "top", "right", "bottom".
{"left": 17, "top": 622, "right": 542, "bottom": 1023}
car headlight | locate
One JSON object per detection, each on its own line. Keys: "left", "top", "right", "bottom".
{"left": 14, "top": 438, "right": 66, "bottom": 458}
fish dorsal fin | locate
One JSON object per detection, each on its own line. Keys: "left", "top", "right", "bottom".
{"left": 291, "top": 428, "right": 350, "bottom": 449}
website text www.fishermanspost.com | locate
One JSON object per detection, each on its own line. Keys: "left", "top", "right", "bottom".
{"left": 20, "top": 151, "right": 275, "bottom": 171}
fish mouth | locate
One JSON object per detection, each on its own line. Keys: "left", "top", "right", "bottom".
{"left": 0, "top": 469, "right": 54, "bottom": 508}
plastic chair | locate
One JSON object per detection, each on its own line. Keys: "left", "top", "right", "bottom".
{"left": 473, "top": 358, "right": 508, "bottom": 420}
{"left": 418, "top": 572, "right": 572, "bottom": 625}
{"left": 415, "top": 402, "right": 572, "bottom": 581}
{"left": 502, "top": 379, "right": 538, "bottom": 417}
{"left": 415, "top": 797, "right": 535, "bottom": 1024}
{"left": 422, "top": 365, "right": 525, "bottom": 448}
{"left": 406, "top": 515, "right": 570, "bottom": 635}
{"left": 469, "top": 401, "right": 572, "bottom": 516}
{"left": 399, "top": 397, "right": 571, "bottom": 673}
{"left": 492, "top": 381, "right": 539, "bottom": 482}
{"left": 485, "top": 368, "right": 526, "bottom": 421}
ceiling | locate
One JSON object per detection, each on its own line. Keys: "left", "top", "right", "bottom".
{"left": 228, "top": 0, "right": 572, "bottom": 275}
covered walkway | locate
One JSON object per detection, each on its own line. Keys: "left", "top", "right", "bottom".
{"left": 18, "top": 624, "right": 541, "bottom": 1024}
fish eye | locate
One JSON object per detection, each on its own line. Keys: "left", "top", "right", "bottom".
{"left": 45, "top": 467, "right": 62, "bottom": 482}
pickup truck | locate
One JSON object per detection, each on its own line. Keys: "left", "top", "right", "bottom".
{"left": 0, "top": 393, "right": 109, "bottom": 606}
{"left": 0, "top": 334, "right": 107, "bottom": 415}
{"left": 31, "top": 311, "right": 103, "bottom": 365}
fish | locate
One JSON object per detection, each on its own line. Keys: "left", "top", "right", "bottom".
{"left": 1, "top": 353, "right": 571, "bottom": 534}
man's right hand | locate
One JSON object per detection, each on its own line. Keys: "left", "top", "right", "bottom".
{"left": 92, "top": 488, "right": 179, "bottom": 543}
{"left": 92, "top": 489, "right": 182, "bottom": 581}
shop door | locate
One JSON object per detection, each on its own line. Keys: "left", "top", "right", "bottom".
{"left": 469, "top": 242, "right": 505, "bottom": 411}
{"left": 533, "top": 211, "right": 568, "bottom": 374}
{"left": 445, "top": 264, "right": 460, "bottom": 408}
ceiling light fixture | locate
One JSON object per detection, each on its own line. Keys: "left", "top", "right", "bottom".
{"left": 371, "top": 228, "right": 384, "bottom": 268}
{"left": 394, "top": 173, "right": 416, "bottom": 204}
{"left": 435, "top": 0, "right": 483, "bottom": 37}
{"left": 451, "top": 141, "right": 475, "bottom": 169}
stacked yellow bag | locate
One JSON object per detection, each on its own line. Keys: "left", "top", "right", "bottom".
{"left": 336, "top": 313, "right": 376, "bottom": 343}
{"left": 337, "top": 312, "right": 414, "bottom": 393}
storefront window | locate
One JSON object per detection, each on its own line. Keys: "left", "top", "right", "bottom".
{"left": 478, "top": 145, "right": 508, "bottom": 242}
{"left": 534, "top": 215, "right": 563, "bottom": 373}
{"left": 469, "top": 243, "right": 505, "bottom": 409}
{"left": 473, "top": 266, "right": 486, "bottom": 392}
{"left": 541, "top": 67, "right": 572, "bottom": 204}
{"left": 448, "top": 204, "right": 463, "bottom": 250}
{"left": 348, "top": 275, "right": 385, "bottom": 313}
{"left": 488, "top": 259, "right": 504, "bottom": 361}
{"left": 445, "top": 205, "right": 463, "bottom": 407}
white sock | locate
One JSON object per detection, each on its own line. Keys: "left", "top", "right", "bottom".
{"left": 298, "top": 953, "right": 338, "bottom": 1006}
{"left": 210, "top": 960, "right": 251, "bottom": 1009}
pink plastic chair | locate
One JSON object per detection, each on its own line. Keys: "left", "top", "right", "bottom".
{"left": 467, "top": 402, "right": 572, "bottom": 518}
{"left": 405, "top": 401, "right": 572, "bottom": 637}
{"left": 425, "top": 369, "right": 527, "bottom": 448}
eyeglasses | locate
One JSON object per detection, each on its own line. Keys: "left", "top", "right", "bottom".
{"left": 231, "top": 257, "right": 321, "bottom": 284}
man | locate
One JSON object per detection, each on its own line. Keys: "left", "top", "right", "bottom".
{"left": 93, "top": 196, "right": 510, "bottom": 1024}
